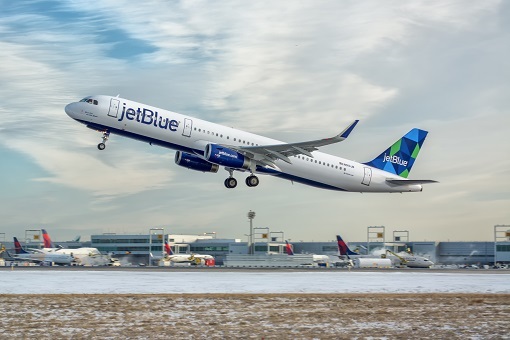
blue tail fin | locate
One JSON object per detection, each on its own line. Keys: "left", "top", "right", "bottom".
{"left": 285, "top": 240, "right": 294, "bottom": 255}
{"left": 13, "top": 237, "right": 29, "bottom": 254}
{"left": 336, "top": 235, "right": 358, "bottom": 256}
{"left": 364, "top": 128, "right": 428, "bottom": 178}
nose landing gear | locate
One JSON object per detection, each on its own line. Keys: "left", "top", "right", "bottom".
{"left": 98, "top": 131, "right": 110, "bottom": 150}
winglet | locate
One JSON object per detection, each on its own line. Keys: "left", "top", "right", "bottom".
{"left": 340, "top": 120, "right": 359, "bottom": 139}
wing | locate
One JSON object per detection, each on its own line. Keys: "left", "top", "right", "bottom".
{"left": 229, "top": 120, "right": 359, "bottom": 167}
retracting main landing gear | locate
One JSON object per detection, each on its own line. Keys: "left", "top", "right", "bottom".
{"left": 224, "top": 177, "right": 237, "bottom": 189}
{"left": 97, "top": 131, "right": 110, "bottom": 150}
{"left": 245, "top": 175, "right": 259, "bottom": 187}
{"left": 224, "top": 169, "right": 259, "bottom": 189}
{"left": 224, "top": 169, "right": 237, "bottom": 189}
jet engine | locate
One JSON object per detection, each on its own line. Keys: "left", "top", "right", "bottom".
{"left": 204, "top": 144, "right": 251, "bottom": 170}
{"left": 175, "top": 151, "right": 219, "bottom": 173}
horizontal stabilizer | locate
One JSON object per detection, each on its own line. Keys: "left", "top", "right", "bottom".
{"left": 386, "top": 179, "right": 438, "bottom": 185}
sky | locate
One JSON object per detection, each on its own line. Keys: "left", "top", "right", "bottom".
{"left": 0, "top": 0, "right": 509, "bottom": 243}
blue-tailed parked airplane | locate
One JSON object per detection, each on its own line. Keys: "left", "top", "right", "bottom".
{"left": 65, "top": 95, "right": 436, "bottom": 191}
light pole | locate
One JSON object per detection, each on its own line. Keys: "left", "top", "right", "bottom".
{"left": 247, "top": 210, "right": 256, "bottom": 255}
{"left": 149, "top": 227, "right": 164, "bottom": 266}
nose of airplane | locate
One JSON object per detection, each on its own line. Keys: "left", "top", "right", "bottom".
{"left": 65, "top": 102, "right": 77, "bottom": 118}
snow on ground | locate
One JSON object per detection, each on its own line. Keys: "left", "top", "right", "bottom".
{"left": 0, "top": 270, "right": 508, "bottom": 294}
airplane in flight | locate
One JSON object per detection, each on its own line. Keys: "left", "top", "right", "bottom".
{"left": 336, "top": 234, "right": 434, "bottom": 268}
{"left": 65, "top": 95, "right": 436, "bottom": 191}
{"left": 7, "top": 237, "right": 75, "bottom": 265}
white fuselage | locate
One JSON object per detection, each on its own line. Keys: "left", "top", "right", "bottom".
{"left": 65, "top": 95, "right": 423, "bottom": 192}
{"left": 11, "top": 252, "right": 75, "bottom": 265}
{"left": 340, "top": 253, "right": 434, "bottom": 268}
{"left": 397, "top": 254, "right": 434, "bottom": 268}
{"left": 165, "top": 254, "right": 213, "bottom": 263}
{"left": 41, "top": 247, "right": 102, "bottom": 260}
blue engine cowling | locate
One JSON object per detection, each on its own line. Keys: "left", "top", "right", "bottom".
{"left": 175, "top": 151, "right": 219, "bottom": 173}
{"left": 204, "top": 144, "right": 251, "bottom": 170}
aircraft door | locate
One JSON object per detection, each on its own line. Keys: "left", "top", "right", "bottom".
{"left": 182, "top": 118, "right": 193, "bottom": 137}
{"left": 362, "top": 167, "right": 372, "bottom": 186}
{"left": 108, "top": 98, "right": 120, "bottom": 118}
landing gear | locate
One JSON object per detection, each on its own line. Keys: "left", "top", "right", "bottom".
{"left": 97, "top": 131, "right": 110, "bottom": 150}
{"left": 224, "top": 177, "right": 237, "bottom": 189}
{"left": 223, "top": 168, "right": 259, "bottom": 188}
{"left": 245, "top": 175, "right": 259, "bottom": 187}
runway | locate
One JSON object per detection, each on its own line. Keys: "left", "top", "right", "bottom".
{"left": 1, "top": 267, "right": 508, "bottom": 294}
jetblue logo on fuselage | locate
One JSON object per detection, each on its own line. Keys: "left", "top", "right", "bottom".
{"left": 217, "top": 150, "right": 238, "bottom": 159}
{"left": 117, "top": 104, "right": 179, "bottom": 131}
{"left": 383, "top": 153, "right": 408, "bottom": 167}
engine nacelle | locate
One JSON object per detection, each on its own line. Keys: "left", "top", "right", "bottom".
{"left": 204, "top": 144, "right": 251, "bottom": 170}
{"left": 175, "top": 151, "right": 219, "bottom": 173}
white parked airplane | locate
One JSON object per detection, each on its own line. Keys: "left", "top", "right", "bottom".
{"left": 163, "top": 241, "right": 213, "bottom": 264}
{"left": 8, "top": 237, "right": 75, "bottom": 265}
{"left": 39, "top": 229, "right": 102, "bottom": 259}
{"left": 65, "top": 95, "right": 436, "bottom": 191}
{"left": 337, "top": 235, "right": 434, "bottom": 268}
{"left": 285, "top": 240, "right": 329, "bottom": 265}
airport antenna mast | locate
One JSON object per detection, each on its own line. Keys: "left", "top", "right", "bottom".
{"left": 248, "top": 210, "right": 256, "bottom": 255}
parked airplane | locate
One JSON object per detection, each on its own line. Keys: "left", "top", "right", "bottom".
{"left": 8, "top": 237, "right": 75, "bottom": 265}
{"left": 337, "top": 235, "right": 361, "bottom": 257}
{"left": 337, "top": 234, "right": 434, "bottom": 268}
{"left": 39, "top": 229, "right": 102, "bottom": 259}
{"left": 285, "top": 240, "right": 329, "bottom": 264}
{"left": 384, "top": 249, "right": 434, "bottom": 269}
{"left": 65, "top": 95, "right": 436, "bottom": 191}
{"left": 163, "top": 241, "right": 213, "bottom": 264}
{"left": 285, "top": 240, "right": 294, "bottom": 255}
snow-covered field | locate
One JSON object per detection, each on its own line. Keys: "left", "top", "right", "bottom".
{"left": 1, "top": 269, "right": 508, "bottom": 294}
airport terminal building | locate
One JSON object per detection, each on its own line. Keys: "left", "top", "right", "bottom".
{"left": 83, "top": 233, "right": 508, "bottom": 267}
{"left": 2, "top": 225, "right": 509, "bottom": 267}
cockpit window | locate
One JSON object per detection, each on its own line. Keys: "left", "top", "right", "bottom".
{"left": 79, "top": 97, "right": 98, "bottom": 105}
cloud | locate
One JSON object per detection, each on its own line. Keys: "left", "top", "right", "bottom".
{"left": 0, "top": 1, "right": 508, "bottom": 242}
